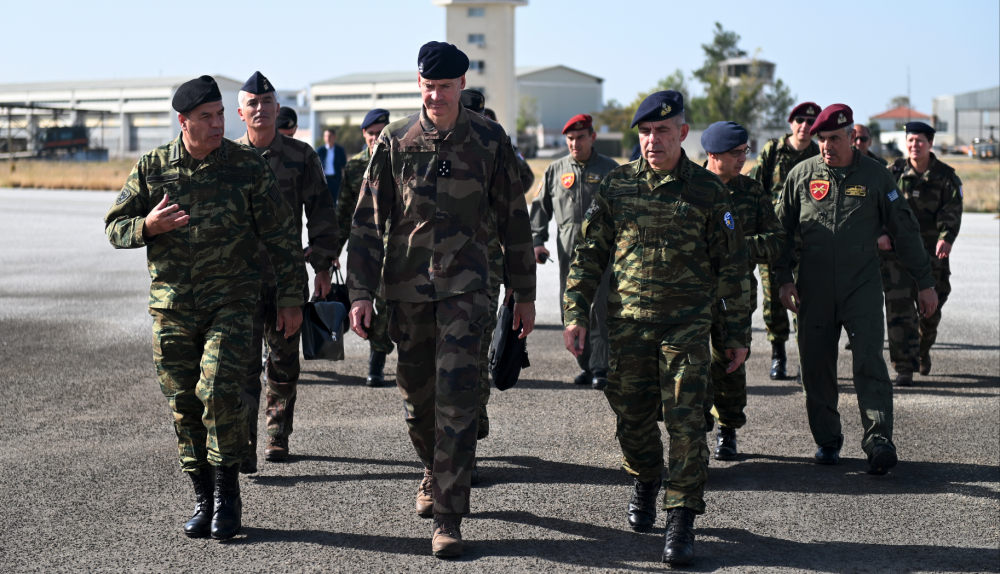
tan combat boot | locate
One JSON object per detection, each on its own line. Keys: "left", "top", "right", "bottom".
{"left": 415, "top": 467, "right": 434, "bottom": 518}
{"left": 432, "top": 514, "right": 463, "bottom": 558}
{"left": 264, "top": 436, "right": 288, "bottom": 461}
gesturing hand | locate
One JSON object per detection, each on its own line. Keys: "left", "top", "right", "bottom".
{"left": 143, "top": 194, "right": 189, "bottom": 239}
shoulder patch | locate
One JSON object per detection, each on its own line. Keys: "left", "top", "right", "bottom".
{"left": 724, "top": 211, "right": 735, "bottom": 230}
{"left": 115, "top": 189, "right": 133, "bottom": 205}
{"left": 268, "top": 183, "right": 282, "bottom": 204}
{"left": 584, "top": 200, "right": 601, "bottom": 220}
{"left": 887, "top": 189, "right": 899, "bottom": 202}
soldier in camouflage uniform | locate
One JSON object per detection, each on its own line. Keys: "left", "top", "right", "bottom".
{"left": 234, "top": 72, "right": 340, "bottom": 470}
{"left": 878, "top": 122, "right": 962, "bottom": 385}
{"left": 564, "top": 92, "right": 750, "bottom": 567}
{"left": 774, "top": 105, "right": 936, "bottom": 475}
{"left": 336, "top": 108, "right": 394, "bottom": 387}
{"left": 748, "top": 102, "right": 821, "bottom": 379}
{"left": 104, "top": 76, "right": 307, "bottom": 540}
{"left": 346, "top": 42, "right": 536, "bottom": 558}
{"left": 700, "top": 122, "right": 782, "bottom": 461}
{"left": 530, "top": 113, "right": 618, "bottom": 389}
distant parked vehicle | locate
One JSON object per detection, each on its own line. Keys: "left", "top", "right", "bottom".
{"left": 36, "top": 126, "right": 89, "bottom": 155}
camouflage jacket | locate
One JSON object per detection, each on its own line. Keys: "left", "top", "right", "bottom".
{"left": 104, "top": 134, "right": 307, "bottom": 309}
{"left": 774, "top": 150, "right": 933, "bottom": 290}
{"left": 236, "top": 131, "right": 338, "bottom": 284}
{"left": 514, "top": 148, "right": 536, "bottom": 199}
{"left": 749, "top": 134, "right": 820, "bottom": 202}
{"left": 564, "top": 151, "right": 751, "bottom": 348}
{"left": 722, "top": 173, "right": 782, "bottom": 267}
{"left": 336, "top": 146, "right": 370, "bottom": 257}
{"left": 884, "top": 153, "right": 963, "bottom": 248}
{"left": 346, "top": 106, "right": 536, "bottom": 303}
{"left": 529, "top": 151, "right": 620, "bottom": 246}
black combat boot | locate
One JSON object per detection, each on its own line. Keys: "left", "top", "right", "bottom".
{"left": 366, "top": 350, "right": 387, "bottom": 387}
{"left": 470, "top": 459, "right": 480, "bottom": 486}
{"left": 573, "top": 370, "right": 592, "bottom": 385}
{"left": 626, "top": 476, "right": 661, "bottom": 532}
{"left": 662, "top": 507, "right": 696, "bottom": 566}
{"left": 183, "top": 468, "right": 214, "bottom": 538}
{"left": 867, "top": 443, "right": 898, "bottom": 476}
{"left": 769, "top": 341, "right": 787, "bottom": 380}
{"left": 591, "top": 371, "right": 608, "bottom": 391}
{"left": 210, "top": 464, "right": 242, "bottom": 540}
{"left": 714, "top": 427, "right": 737, "bottom": 460}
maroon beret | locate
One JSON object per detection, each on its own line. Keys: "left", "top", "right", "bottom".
{"left": 810, "top": 104, "right": 854, "bottom": 135}
{"left": 787, "top": 102, "right": 821, "bottom": 123}
{"left": 562, "top": 114, "right": 593, "bottom": 134}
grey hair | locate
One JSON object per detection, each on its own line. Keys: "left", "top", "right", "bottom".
{"left": 673, "top": 111, "right": 687, "bottom": 127}
{"left": 843, "top": 123, "right": 854, "bottom": 135}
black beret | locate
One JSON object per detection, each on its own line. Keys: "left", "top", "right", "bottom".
{"left": 701, "top": 121, "right": 749, "bottom": 154}
{"left": 241, "top": 71, "right": 274, "bottom": 95}
{"left": 904, "top": 121, "right": 935, "bottom": 137}
{"left": 276, "top": 107, "right": 297, "bottom": 130}
{"left": 631, "top": 90, "right": 684, "bottom": 128}
{"left": 361, "top": 108, "right": 390, "bottom": 130}
{"left": 460, "top": 90, "right": 485, "bottom": 113}
{"left": 172, "top": 75, "right": 222, "bottom": 114}
{"left": 417, "top": 41, "right": 469, "bottom": 80}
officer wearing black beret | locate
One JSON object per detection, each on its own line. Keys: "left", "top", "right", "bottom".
{"left": 460, "top": 89, "right": 486, "bottom": 114}
{"left": 276, "top": 107, "right": 297, "bottom": 137}
{"left": 171, "top": 75, "right": 223, "bottom": 114}
{"left": 878, "top": 120, "right": 961, "bottom": 385}
{"left": 417, "top": 41, "right": 470, "bottom": 80}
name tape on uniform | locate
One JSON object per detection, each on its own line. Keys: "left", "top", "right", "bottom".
{"left": 845, "top": 185, "right": 867, "bottom": 197}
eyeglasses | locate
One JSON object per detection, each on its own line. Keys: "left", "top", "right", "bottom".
{"left": 793, "top": 117, "right": 816, "bottom": 125}
{"left": 727, "top": 146, "right": 751, "bottom": 158}
{"left": 854, "top": 136, "right": 870, "bottom": 143}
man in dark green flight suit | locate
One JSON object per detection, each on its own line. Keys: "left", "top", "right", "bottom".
{"left": 775, "top": 104, "right": 937, "bottom": 476}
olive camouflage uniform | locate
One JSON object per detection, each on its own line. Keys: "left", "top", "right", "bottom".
{"left": 347, "top": 106, "right": 535, "bottom": 515}
{"left": 236, "top": 131, "right": 339, "bottom": 442}
{"left": 880, "top": 154, "right": 962, "bottom": 373}
{"left": 339, "top": 146, "right": 395, "bottom": 356}
{"left": 564, "top": 151, "right": 750, "bottom": 514}
{"left": 530, "top": 151, "right": 619, "bottom": 374}
{"left": 704, "top": 174, "right": 781, "bottom": 431}
{"left": 748, "top": 135, "right": 820, "bottom": 343}
{"left": 774, "top": 150, "right": 933, "bottom": 456}
{"left": 105, "top": 134, "right": 307, "bottom": 472}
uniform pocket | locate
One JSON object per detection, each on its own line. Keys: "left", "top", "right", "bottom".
{"left": 386, "top": 302, "right": 400, "bottom": 345}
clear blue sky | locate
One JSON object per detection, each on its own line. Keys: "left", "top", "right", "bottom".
{"left": 3, "top": 0, "right": 997, "bottom": 122}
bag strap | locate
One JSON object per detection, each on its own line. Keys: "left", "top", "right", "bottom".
{"left": 332, "top": 267, "right": 346, "bottom": 286}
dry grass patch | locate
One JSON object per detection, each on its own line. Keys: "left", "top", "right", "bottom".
{"left": 0, "top": 160, "right": 134, "bottom": 191}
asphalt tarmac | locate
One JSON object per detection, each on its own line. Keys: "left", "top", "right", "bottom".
{"left": 1, "top": 188, "right": 997, "bottom": 573}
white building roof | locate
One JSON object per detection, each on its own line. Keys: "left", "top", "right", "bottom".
{"left": 0, "top": 75, "right": 244, "bottom": 95}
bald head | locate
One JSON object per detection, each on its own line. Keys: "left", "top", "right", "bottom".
{"left": 853, "top": 124, "right": 873, "bottom": 155}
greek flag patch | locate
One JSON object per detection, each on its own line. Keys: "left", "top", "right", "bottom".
{"left": 724, "top": 211, "right": 735, "bottom": 230}
{"left": 887, "top": 190, "right": 899, "bottom": 202}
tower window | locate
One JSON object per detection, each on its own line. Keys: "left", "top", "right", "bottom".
{"left": 468, "top": 34, "right": 485, "bottom": 47}
{"left": 468, "top": 7, "right": 485, "bottom": 17}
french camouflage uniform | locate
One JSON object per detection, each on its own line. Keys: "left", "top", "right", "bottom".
{"left": 564, "top": 151, "right": 751, "bottom": 514}
{"left": 104, "top": 134, "right": 307, "bottom": 473}
{"left": 774, "top": 150, "right": 933, "bottom": 456}
{"left": 477, "top": 148, "right": 535, "bottom": 440}
{"left": 236, "top": 131, "right": 339, "bottom": 441}
{"left": 705, "top": 174, "right": 781, "bottom": 431}
{"left": 530, "top": 151, "right": 619, "bottom": 374}
{"left": 748, "top": 135, "right": 820, "bottom": 343}
{"left": 880, "top": 154, "right": 962, "bottom": 373}
{"left": 347, "top": 106, "right": 535, "bottom": 515}
{"left": 338, "top": 146, "right": 394, "bottom": 356}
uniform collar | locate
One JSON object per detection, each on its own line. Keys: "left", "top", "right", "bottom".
{"left": 637, "top": 148, "right": 693, "bottom": 186}
{"left": 172, "top": 132, "right": 227, "bottom": 167}
{"left": 902, "top": 152, "right": 939, "bottom": 179}
{"left": 236, "top": 129, "right": 283, "bottom": 158}
{"left": 419, "top": 104, "right": 471, "bottom": 143}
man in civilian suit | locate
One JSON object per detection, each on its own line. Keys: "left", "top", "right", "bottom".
{"left": 317, "top": 127, "right": 347, "bottom": 206}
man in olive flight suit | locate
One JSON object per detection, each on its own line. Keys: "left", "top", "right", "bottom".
{"left": 531, "top": 113, "right": 618, "bottom": 389}
{"left": 564, "top": 91, "right": 750, "bottom": 567}
{"left": 104, "top": 76, "right": 307, "bottom": 540}
{"left": 775, "top": 104, "right": 937, "bottom": 476}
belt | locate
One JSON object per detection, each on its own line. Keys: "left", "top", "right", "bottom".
{"left": 805, "top": 245, "right": 878, "bottom": 253}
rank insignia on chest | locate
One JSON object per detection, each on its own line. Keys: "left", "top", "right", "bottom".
{"left": 437, "top": 159, "right": 452, "bottom": 178}
{"left": 809, "top": 180, "right": 830, "bottom": 200}
{"left": 845, "top": 185, "right": 867, "bottom": 197}
{"left": 585, "top": 173, "right": 602, "bottom": 184}
{"left": 561, "top": 173, "right": 575, "bottom": 188}
{"left": 724, "top": 211, "right": 735, "bottom": 230}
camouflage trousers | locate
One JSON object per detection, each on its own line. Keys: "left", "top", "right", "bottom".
{"left": 150, "top": 301, "right": 251, "bottom": 472}
{"left": 705, "top": 283, "right": 758, "bottom": 431}
{"left": 758, "top": 264, "right": 791, "bottom": 343}
{"left": 368, "top": 296, "right": 395, "bottom": 355}
{"left": 476, "top": 281, "right": 502, "bottom": 441}
{"left": 242, "top": 283, "right": 301, "bottom": 441}
{"left": 605, "top": 319, "right": 711, "bottom": 514}
{"left": 389, "top": 290, "right": 490, "bottom": 515}
{"left": 880, "top": 252, "right": 951, "bottom": 373}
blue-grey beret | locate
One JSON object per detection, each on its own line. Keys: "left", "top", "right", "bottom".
{"left": 631, "top": 90, "right": 684, "bottom": 128}
{"left": 172, "top": 75, "right": 222, "bottom": 114}
{"left": 241, "top": 71, "right": 274, "bottom": 95}
{"left": 418, "top": 41, "right": 470, "bottom": 80}
{"left": 701, "top": 121, "right": 749, "bottom": 154}
{"left": 361, "top": 108, "right": 390, "bottom": 130}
